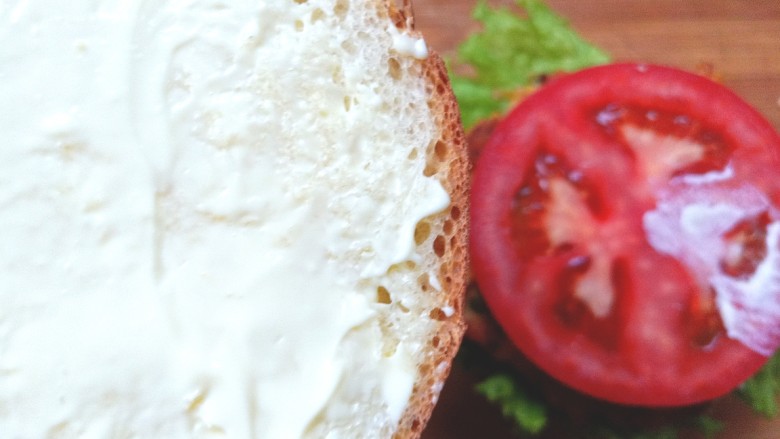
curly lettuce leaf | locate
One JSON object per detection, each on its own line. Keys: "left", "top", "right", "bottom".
{"left": 474, "top": 368, "right": 727, "bottom": 439}
{"left": 739, "top": 352, "right": 780, "bottom": 417}
{"left": 448, "top": 0, "right": 610, "bottom": 129}
{"left": 475, "top": 374, "right": 547, "bottom": 435}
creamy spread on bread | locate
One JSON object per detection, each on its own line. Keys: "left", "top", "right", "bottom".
{"left": 0, "top": 1, "right": 451, "bottom": 437}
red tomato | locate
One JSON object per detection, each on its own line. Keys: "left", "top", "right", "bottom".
{"left": 470, "top": 63, "right": 780, "bottom": 407}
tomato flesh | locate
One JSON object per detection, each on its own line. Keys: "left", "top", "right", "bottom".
{"left": 470, "top": 63, "right": 780, "bottom": 407}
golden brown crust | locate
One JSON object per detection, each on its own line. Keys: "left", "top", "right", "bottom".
{"left": 388, "top": 0, "right": 415, "bottom": 29}
{"left": 388, "top": 12, "right": 471, "bottom": 438}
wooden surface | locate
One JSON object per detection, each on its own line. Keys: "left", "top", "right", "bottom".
{"left": 413, "top": 0, "right": 780, "bottom": 129}
{"left": 411, "top": 1, "right": 780, "bottom": 438}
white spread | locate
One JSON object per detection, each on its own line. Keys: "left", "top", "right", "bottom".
{"left": 390, "top": 27, "right": 429, "bottom": 60}
{"left": 644, "top": 183, "right": 780, "bottom": 356}
{"left": 0, "top": 1, "right": 448, "bottom": 437}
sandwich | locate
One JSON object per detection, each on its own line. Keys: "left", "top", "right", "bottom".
{"left": 439, "top": 0, "right": 780, "bottom": 437}
{"left": 0, "top": 0, "right": 469, "bottom": 437}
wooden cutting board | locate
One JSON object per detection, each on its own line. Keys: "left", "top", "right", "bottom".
{"left": 413, "top": 0, "right": 780, "bottom": 129}
{"left": 411, "top": 1, "right": 780, "bottom": 438}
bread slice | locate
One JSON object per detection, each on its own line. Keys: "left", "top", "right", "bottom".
{"left": 359, "top": 3, "right": 470, "bottom": 437}
{"left": 0, "top": 0, "right": 467, "bottom": 438}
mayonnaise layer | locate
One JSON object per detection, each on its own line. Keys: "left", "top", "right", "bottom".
{"left": 0, "top": 1, "right": 449, "bottom": 437}
{"left": 644, "top": 183, "right": 780, "bottom": 356}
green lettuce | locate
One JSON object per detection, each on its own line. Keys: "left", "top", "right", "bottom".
{"left": 475, "top": 374, "right": 547, "bottom": 435}
{"left": 448, "top": 0, "right": 610, "bottom": 129}
{"left": 739, "top": 352, "right": 780, "bottom": 417}
{"left": 473, "top": 366, "right": 730, "bottom": 439}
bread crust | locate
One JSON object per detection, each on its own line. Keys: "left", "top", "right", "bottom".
{"left": 386, "top": 2, "right": 471, "bottom": 437}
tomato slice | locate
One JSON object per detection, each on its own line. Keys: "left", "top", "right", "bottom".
{"left": 470, "top": 63, "right": 780, "bottom": 407}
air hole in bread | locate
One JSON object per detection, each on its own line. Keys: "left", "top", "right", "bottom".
{"left": 450, "top": 205, "right": 461, "bottom": 221}
{"left": 376, "top": 286, "right": 392, "bottom": 304}
{"left": 429, "top": 309, "right": 447, "bottom": 322}
{"left": 407, "top": 148, "right": 418, "bottom": 160}
{"left": 381, "top": 329, "right": 400, "bottom": 356}
{"left": 443, "top": 219, "right": 453, "bottom": 236}
{"left": 340, "top": 38, "right": 356, "bottom": 55}
{"left": 433, "top": 140, "right": 448, "bottom": 161}
{"left": 414, "top": 221, "right": 431, "bottom": 245}
{"left": 333, "top": 0, "right": 349, "bottom": 17}
{"left": 294, "top": 19, "right": 304, "bottom": 31}
{"left": 388, "top": 261, "right": 416, "bottom": 276}
{"left": 449, "top": 235, "right": 458, "bottom": 250}
{"left": 357, "top": 30, "right": 370, "bottom": 45}
{"left": 331, "top": 65, "right": 344, "bottom": 84}
{"left": 387, "top": 57, "right": 401, "bottom": 81}
{"left": 343, "top": 96, "right": 352, "bottom": 112}
{"left": 433, "top": 235, "right": 446, "bottom": 258}
{"left": 311, "top": 8, "right": 325, "bottom": 23}
{"left": 417, "top": 273, "right": 431, "bottom": 292}
{"left": 422, "top": 163, "right": 436, "bottom": 177}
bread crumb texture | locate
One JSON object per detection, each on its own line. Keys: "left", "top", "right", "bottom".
{"left": 284, "top": 1, "right": 468, "bottom": 438}
{"left": 235, "top": 0, "right": 472, "bottom": 437}
{"left": 0, "top": 0, "right": 467, "bottom": 437}
{"left": 392, "top": 51, "right": 470, "bottom": 439}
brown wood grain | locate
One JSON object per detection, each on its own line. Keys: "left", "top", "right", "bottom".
{"left": 412, "top": 0, "right": 780, "bottom": 129}
{"left": 411, "top": 1, "right": 780, "bottom": 438}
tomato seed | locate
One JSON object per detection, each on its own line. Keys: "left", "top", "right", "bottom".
{"left": 719, "top": 211, "right": 770, "bottom": 278}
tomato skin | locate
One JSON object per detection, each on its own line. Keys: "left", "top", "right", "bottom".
{"left": 470, "top": 63, "right": 780, "bottom": 407}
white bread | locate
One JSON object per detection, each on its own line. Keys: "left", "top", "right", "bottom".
{"left": 0, "top": 0, "right": 467, "bottom": 438}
